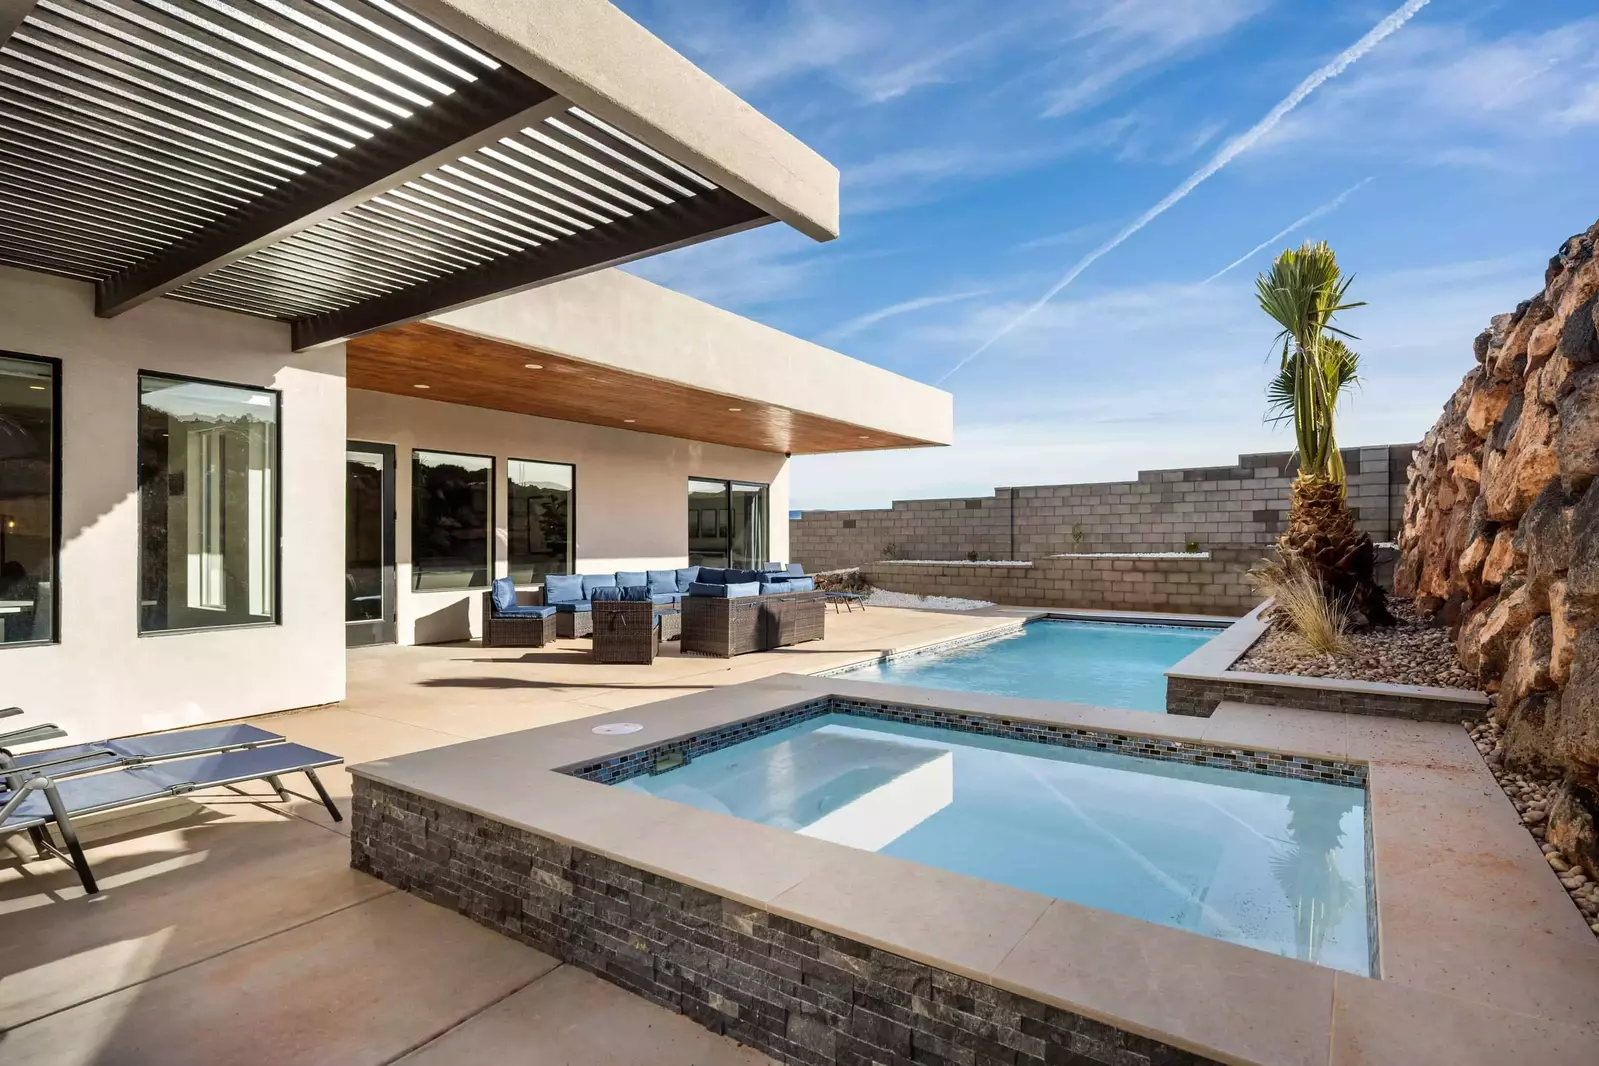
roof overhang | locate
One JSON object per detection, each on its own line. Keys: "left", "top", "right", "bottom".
{"left": 0, "top": 0, "right": 837, "bottom": 350}
{"left": 346, "top": 268, "right": 954, "bottom": 455}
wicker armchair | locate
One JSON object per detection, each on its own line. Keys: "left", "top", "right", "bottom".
{"left": 480, "top": 593, "right": 557, "bottom": 648}
{"left": 680, "top": 590, "right": 825, "bottom": 657}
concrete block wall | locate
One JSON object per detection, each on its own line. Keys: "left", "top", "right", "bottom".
{"left": 793, "top": 443, "right": 1414, "bottom": 572}
{"left": 860, "top": 549, "right": 1262, "bottom": 617}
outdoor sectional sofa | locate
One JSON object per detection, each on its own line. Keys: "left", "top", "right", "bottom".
{"left": 534, "top": 565, "right": 817, "bottom": 641}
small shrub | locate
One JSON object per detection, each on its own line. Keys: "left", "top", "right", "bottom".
{"left": 964, "top": 549, "right": 980, "bottom": 562}
{"left": 1249, "top": 558, "right": 1349, "bottom": 656}
{"left": 1070, "top": 522, "right": 1086, "bottom": 550}
{"left": 1184, "top": 537, "right": 1201, "bottom": 553}
{"left": 882, "top": 542, "right": 900, "bottom": 560}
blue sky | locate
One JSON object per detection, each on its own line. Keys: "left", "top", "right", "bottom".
{"left": 613, "top": 0, "right": 1599, "bottom": 510}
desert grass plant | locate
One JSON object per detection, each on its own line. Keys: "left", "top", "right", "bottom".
{"left": 1250, "top": 558, "right": 1350, "bottom": 657}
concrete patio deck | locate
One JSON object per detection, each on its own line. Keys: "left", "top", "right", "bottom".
{"left": 0, "top": 605, "right": 1022, "bottom": 1065}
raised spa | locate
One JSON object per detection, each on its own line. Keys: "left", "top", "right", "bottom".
{"left": 835, "top": 620, "right": 1218, "bottom": 712}
{"left": 622, "top": 712, "right": 1372, "bottom": 975}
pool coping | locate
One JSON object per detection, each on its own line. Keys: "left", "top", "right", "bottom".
{"left": 348, "top": 675, "right": 1599, "bottom": 1066}
{"left": 1164, "top": 602, "right": 1491, "bottom": 720}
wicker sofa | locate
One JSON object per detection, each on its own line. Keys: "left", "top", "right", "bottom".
{"left": 538, "top": 564, "right": 812, "bottom": 640}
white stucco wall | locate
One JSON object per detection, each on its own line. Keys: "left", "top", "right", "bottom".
{"left": 0, "top": 269, "right": 347, "bottom": 742}
{"left": 348, "top": 388, "right": 788, "bottom": 645}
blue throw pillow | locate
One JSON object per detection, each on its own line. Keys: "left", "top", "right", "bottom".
{"left": 787, "top": 563, "right": 806, "bottom": 576}
{"left": 723, "top": 569, "right": 761, "bottom": 585}
{"left": 490, "top": 576, "right": 517, "bottom": 612}
{"left": 786, "top": 576, "right": 815, "bottom": 592}
{"left": 619, "top": 585, "right": 651, "bottom": 601}
{"left": 686, "top": 581, "right": 728, "bottom": 598}
{"left": 590, "top": 585, "right": 624, "bottom": 601}
{"left": 615, "top": 570, "right": 647, "bottom": 588}
{"left": 582, "top": 573, "right": 618, "bottom": 596}
{"left": 646, "top": 570, "right": 677, "bottom": 595}
{"left": 543, "top": 573, "right": 583, "bottom": 604}
{"left": 674, "top": 566, "right": 701, "bottom": 592}
{"left": 761, "top": 561, "right": 786, "bottom": 573}
{"left": 724, "top": 581, "right": 761, "bottom": 598}
{"left": 695, "top": 567, "right": 725, "bottom": 585}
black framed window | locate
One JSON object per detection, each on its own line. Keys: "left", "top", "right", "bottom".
{"left": 688, "top": 478, "right": 768, "bottom": 569}
{"left": 138, "top": 373, "right": 279, "bottom": 634}
{"left": 507, "top": 458, "right": 573, "bottom": 584}
{"left": 0, "top": 353, "right": 58, "bottom": 647}
{"left": 412, "top": 449, "right": 492, "bottom": 590}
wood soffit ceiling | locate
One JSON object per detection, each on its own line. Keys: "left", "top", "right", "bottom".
{"left": 346, "top": 322, "right": 935, "bottom": 455}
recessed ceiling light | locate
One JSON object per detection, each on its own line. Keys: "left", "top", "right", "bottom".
{"left": 623, "top": 418, "right": 636, "bottom": 423}
{"left": 413, "top": 384, "right": 430, "bottom": 389}
{"left": 524, "top": 363, "right": 543, "bottom": 370}
{"left": 727, "top": 407, "right": 742, "bottom": 412}
{"left": 858, "top": 435, "right": 870, "bottom": 439}
{"left": 27, "top": 385, "right": 45, "bottom": 391}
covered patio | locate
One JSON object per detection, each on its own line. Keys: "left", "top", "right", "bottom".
{"left": 0, "top": 604, "right": 1019, "bottom": 1065}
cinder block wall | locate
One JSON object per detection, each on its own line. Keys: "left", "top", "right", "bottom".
{"left": 794, "top": 443, "right": 1414, "bottom": 571}
{"left": 861, "top": 551, "right": 1262, "bottom": 617}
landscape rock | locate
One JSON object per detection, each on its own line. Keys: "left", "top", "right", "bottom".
{"left": 1557, "top": 364, "right": 1599, "bottom": 489}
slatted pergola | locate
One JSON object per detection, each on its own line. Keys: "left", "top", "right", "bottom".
{"left": 0, "top": 0, "right": 777, "bottom": 349}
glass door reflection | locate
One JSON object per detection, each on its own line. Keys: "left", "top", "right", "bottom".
{"left": 346, "top": 442, "right": 395, "bottom": 647}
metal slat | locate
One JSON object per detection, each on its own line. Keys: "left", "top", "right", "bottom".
{"left": 0, "top": 164, "right": 200, "bottom": 237}
{"left": 321, "top": 211, "right": 488, "bottom": 272}
{"left": 283, "top": 225, "right": 445, "bottom": 285}
{"left": 0, "top": 127, "right": 232, "bottom": 215}
{"left": 264, "top": 235, "right": 430, "bottom": 289}
{"left": 493, "top": 134, "right": 647, "bottom": 215}
{"left": 0, "top": 143, "right": 224, "bottom": 224}
{"left": 0, "top": 174, "right": 187, "bottom": 246}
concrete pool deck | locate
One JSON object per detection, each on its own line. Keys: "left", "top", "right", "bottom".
{"left": 348, "top": 673, "right": 1599, "bottom": 1066}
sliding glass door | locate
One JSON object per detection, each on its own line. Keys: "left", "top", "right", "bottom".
{"left": 346, "top": 442, "right": 395, "bottom": 647}
{"left": 688, "top": 478, "right": 768, "bottom": 569}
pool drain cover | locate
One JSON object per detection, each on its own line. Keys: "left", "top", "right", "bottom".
{"left": 592, "top": 723, "right": 644, "bottom": 735}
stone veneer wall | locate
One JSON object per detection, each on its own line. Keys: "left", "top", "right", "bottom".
{"left": 1165, "top": 673, "right": 1484, "bottom": 722}
{"left": 860, "top": 550, "right": 1264, "bottom": 616}
{"left": 351, "top": 777, "right": 1224, "bottom": 1066}
{"left": 1396, "top": 218, "right": 1599, "bottom": 877}
{"left": 793, "top": 444, "right": 1412, "bottom": 572}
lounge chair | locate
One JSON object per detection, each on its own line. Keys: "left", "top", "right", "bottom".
{"left": 1, "top": 722, "right": 286, "bottom": 781}
{"left": 825, "top": 591, "right": 867, "bottom": 612}
{"left": 2, "top": 742, "right": 344, "bottom": 895}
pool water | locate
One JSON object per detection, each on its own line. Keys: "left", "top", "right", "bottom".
{"left": 837, "top": 620, "right": 1217, "bottom": 712}
{"left": 623, "top": 713, "right": 1372, "bottom": 974}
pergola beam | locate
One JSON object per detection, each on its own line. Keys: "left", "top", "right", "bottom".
{"left": 0, "top": 0, "right": 34, "bottom": 49}
{"left": 291, "top": 188, "right": 768, "bottom": 351}
{"left": 95, "top": 66, "right": 560, "bottom": 318}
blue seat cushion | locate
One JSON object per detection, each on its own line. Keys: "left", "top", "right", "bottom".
{"left": 495, "top": 605, "right": 557, "bottom": 619}
{"left": 615, "top": 570, "right": 647, "bottom": 588}
{"left": 582, "top": 573, "right": 618, "bottom": 596}
{"left": 725, "top": 581, "right": 762, "bottom": 598}
{"left": 686, "top": 581, "right": 729, "bottom": 598}
{"left": 490, "top": 576, "right": 517, "bottom": 612}
{"left": 761, "top": 561, "right": 786, "bottom": 573}
{"left": 590, "top": 585, "right": 624, "bottom": 601}
{"left": 646, "top": 570, "right": 678, "bottom": 596}
{"left": 784, "top": 576, "right": 816, "bottom": 592}
{"left": 619, "top": 585, "right": 652, "bottom": 602}
{"left": 553, "top": 600, "right": 591, "bottom": 613}
{"left": 543, "top": 574, "right": 584, "bottom": 604}
{"left": 674, "top": 566, "right": 701, "bottom": 592}
{"left": 723, "top": 568, "right": 761, "bottom": 585}
{"left": 695, "top": 567, "right": 725, "bottom": 585}
{"left": 650, "top": 592, "right": 681, "bottom": 606}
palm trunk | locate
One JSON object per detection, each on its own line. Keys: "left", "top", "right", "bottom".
{"left": 1279, "top": 473, "right": 1394, "bottom": 627}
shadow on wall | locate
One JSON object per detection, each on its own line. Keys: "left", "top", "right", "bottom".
{"left": 413, "top": 596, "right": 472, "bottom": 645}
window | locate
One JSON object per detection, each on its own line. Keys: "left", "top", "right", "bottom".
{"left": 688, "top": 478, "right": 768, "bottom": 568}
{"left": 138, "top": 373, "right": 278, "bottom": 633}
{"left": 0, "top": 353, "right": 57, "bottom": 647}
{"left": 412, "top": 449, "right": 491, "bottom": 590}
{"left": 507, "top": 458, "right": 573, "bottom": 584}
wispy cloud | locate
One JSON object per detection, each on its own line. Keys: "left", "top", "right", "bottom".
{"left": 1201, "top": 177, "right": 1374, "bottom": 284}
{"left": 822, "top": 290, "right": 988, "bottom": 344}
{"left": 935, "top": 0, "right": 1431, "bottom": 385}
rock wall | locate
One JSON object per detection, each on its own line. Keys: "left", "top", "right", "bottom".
{"left": 1396, "top": 219, "right": 1599, "bottom": 875}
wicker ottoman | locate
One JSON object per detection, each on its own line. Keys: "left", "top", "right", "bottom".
{"left": 593, "top": 601, "right": 659, "bottom": 664}
{"left": 557, "top": 607, "right": 594, "bottom": 639}
{"left": 657, "top": 608, "right": 681, "bottom": 642}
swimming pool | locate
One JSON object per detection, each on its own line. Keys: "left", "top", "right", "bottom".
{"left": 623, "top": 712, "right": 1372, "bottom": 975}
{"left": 836, "top": 619, "right": 1218, "bottom": 712}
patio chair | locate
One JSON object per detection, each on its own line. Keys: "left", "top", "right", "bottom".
{"left": 482, "top": 578, "right": 557, "bottom": 647}
{"left": 1, "top": 742, "right": 345, "bottom": 895}
{"left": 825, "top": 591, "right": 867, "bottom": 613}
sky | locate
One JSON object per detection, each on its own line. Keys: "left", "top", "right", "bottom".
{"left": 612, "top": 0, "right": 1599, "bottom": 510}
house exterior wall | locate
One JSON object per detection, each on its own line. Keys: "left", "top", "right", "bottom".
{"left": 347, "top": 388, "right": 789, "bottom": 645}
{"left": 792, "top": 444, "right": 1414, "bottom": 571}
{"left": 0, "top": 269, "right": 347, "bottom": 742}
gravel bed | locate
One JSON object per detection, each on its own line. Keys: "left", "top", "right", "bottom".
{"left": 1230, "top": 600, "right": 1477, "bottom": 689}
{"left": 1468, "top": 718, "right": 1599, "bottom": 938}
{"left": 865, "top": 590, "right": 994, "bottom": 611}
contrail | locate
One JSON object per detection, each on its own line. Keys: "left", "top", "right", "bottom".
{"left": 1201, "top": 177, "right": 1375, "bottom": 284}
{"left": 935, "top": 0, "right": 1429, "bottom": 385}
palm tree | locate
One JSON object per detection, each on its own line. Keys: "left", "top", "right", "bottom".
{"left": 1256, "top": 241, "right": 1392, "bottom": 626}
